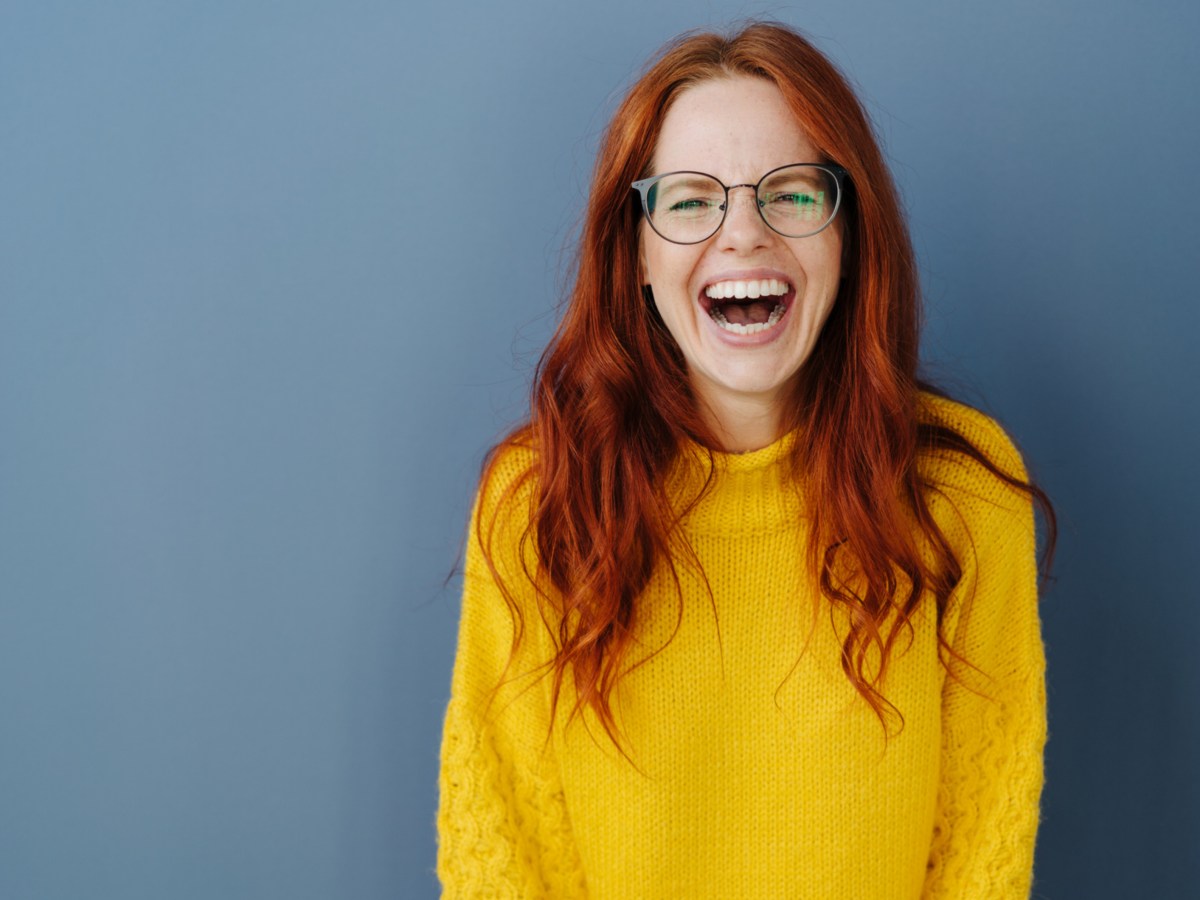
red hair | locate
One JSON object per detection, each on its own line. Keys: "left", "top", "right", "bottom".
{"left": 474, "top": 21, "right": 1056, "bottom": 752}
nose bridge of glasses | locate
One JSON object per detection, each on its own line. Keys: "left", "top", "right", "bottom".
{"left": 721, "top": 183, "right": 769, "bottom": 230}
{"left": 724, "top": 183, "right": 761, "bottom": 205}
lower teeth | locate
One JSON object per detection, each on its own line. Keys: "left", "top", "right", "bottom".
{"left": 711, "top": 302, "right": 785, "bottom": 334}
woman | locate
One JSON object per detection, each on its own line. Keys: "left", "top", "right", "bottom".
{"left": 437, "top": 21, "right": 1056, "bottom": 899}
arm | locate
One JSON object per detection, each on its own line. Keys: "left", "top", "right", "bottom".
{"left": 436, "top": 458, "right": 587, "bottom": 898}
{"left": 922, "top": 424, "right": 1049, "bottom": 900}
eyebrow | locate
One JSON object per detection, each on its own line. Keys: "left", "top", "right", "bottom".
{"left": 658, "top": 175, "right": 720, "bottom": 191}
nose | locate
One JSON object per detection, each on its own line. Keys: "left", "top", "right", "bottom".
{"left": 716, "top": 184, "right": 771, "bottom": 251}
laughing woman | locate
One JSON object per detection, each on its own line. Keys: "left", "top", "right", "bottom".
{"left": 436, "top": 21, "right": 1056, "bottom": 900}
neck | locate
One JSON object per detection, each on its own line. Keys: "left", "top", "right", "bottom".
{"left": 694, "top": 384, "right": 784, "bottom": 453}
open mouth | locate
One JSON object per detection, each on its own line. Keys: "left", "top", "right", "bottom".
{"left": 700, "top": 278, "right": 792, "bottom": 335}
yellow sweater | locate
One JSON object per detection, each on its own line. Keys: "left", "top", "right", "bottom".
{"left": 437, "top": 393, "right": 1047, "bottom": 899}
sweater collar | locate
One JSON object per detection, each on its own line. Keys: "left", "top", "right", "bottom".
{"left": 667, "top": 428, "right": 807, "bottom": 535}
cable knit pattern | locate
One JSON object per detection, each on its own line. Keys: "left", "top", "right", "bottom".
{"left": 438, "top": 448, "right": 588, "bottom": 898}
{"left": 437, "top": 393, "right": 1047, "bottom": 899}
{"left": 918, "top": 400, "right": 1047, "bottom": 899}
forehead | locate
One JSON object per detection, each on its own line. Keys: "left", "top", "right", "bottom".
{"left": 651, "top": 75, "right": 821, "bottom": 180}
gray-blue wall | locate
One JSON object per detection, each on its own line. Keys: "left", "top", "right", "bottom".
{"left": 2, "top": 1, "right": 1196, "bottom": 897}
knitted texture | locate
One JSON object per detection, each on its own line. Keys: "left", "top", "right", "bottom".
{"left": 437, "top": 393, "right": 1047, "bottom": 899}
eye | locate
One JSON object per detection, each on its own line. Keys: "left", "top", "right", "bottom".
{"left": 766, "top": 191, "right": 818, "bottom": 206}
{"left": 762, "top": 188, "right": 827, "bottom": 223}
{"left": 669, "top": 197, "right": 718, "bottom": 212}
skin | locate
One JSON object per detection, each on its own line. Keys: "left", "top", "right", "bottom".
{"left": 639, "top": 75, "right": 843, "bottom": 453}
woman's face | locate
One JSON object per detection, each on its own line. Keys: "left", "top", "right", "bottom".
{"left": 639, "top": 76, "right": 843, "bottom": 430}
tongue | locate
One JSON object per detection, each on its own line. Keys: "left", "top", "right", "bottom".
{"left": 721, "top": 299, "right": 776, "bottom": 325}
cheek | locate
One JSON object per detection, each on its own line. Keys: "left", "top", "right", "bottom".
{"left": 641, "top": 240, "right": 696, "bottom": 296}
{"left": 640, "top": 234, "right": 661, "bottom": 287}
{"left": 797, "top": 237, "right": 843, "bottom": 288}
{"left": 638, "top": 224, "right": 678, "bottom": 289}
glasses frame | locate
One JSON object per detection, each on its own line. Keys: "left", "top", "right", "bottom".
{"left": 631, "top": 162, "right": 849, "bottom": 245}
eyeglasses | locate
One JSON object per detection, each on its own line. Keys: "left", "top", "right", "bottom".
{"left": 631, "top": 163, "right": 848, "bottom": 245}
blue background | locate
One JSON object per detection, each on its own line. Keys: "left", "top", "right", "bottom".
{"left": 2, "top": 1, "right": 1197, "bottom": 897}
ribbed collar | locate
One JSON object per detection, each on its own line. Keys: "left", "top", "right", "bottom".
{"left": 665, "top": 429, "right": 808, "bottom": 535}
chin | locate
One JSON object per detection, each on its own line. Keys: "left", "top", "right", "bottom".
{"left": 702, "top": 366, "right": 801, "bottom": 402}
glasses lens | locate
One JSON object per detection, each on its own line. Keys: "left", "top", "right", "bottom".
{"left": 645, "top": 173, "right": 726, "bottom": 243}
{"left": 758, "top": 165, "right": 840, "bottom": 237}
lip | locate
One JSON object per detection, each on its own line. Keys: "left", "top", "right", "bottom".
{"left": 698, "top": 267, "right": 795, "bottom": 345}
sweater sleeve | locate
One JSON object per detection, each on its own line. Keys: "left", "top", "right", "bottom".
{"left": 921, "top": 415, "right": 1048, "bottom": 899}
{"left": 436, "top": 456, "right": 587, "bottom": 898}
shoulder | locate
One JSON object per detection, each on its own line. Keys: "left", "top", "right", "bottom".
{"left": 466, "top": 433, "right": 541, "bottom": 583}
{"left": 473, "top": 433, "right": 539, "bottom": 526}
{"left": 913, "top": 391, "right": 1036, "bottom": 558}
{"left": 916, "top": 390, "right": 1029, "bottom": 487}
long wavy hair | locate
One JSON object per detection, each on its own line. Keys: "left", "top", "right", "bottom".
{"left": 474, "top": 21, "right": 1056, "bottom": 753}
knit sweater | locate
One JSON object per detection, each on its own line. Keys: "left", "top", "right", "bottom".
{"left": 437, "top": 393, "right": 1047, "bottom": 899}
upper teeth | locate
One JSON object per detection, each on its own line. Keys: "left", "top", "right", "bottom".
{"left": 704, "top": 279, "right": 789, "bottom": 300}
